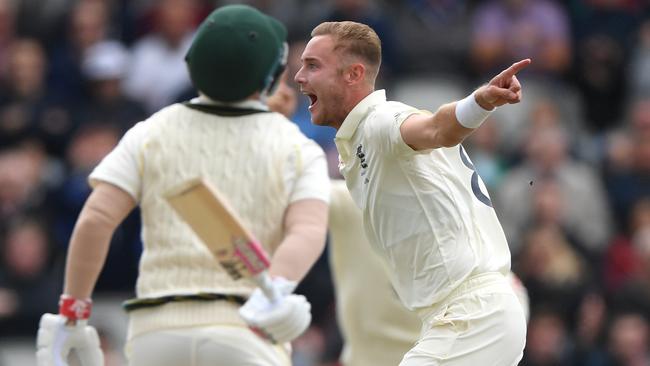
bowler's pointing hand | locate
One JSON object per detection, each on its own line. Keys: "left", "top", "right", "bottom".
{"left": 475, "top": 59, "right": 531, "bottom": 110}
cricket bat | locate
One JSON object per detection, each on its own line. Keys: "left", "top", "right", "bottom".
{"left": 165, "top": 177, "right": 280, "bottom": 302}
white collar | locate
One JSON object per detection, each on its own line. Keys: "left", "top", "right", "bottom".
{"left": 335, "top": 90, "right": 386, "bottom": 140}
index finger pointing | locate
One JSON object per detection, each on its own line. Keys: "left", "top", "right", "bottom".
{"left": 502, "top": 59, "right": 532, "bottom": 78}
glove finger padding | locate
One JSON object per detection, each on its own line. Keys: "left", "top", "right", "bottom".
{"left": 75, "top": 326, "right": 102, "bottom": 366}
{"left": 251, "top": 294, "right": 312, "bottom": 343}
{"left": 37, "top": 314, "right": 69, "bottom": 366}
{"left": 239, "top": 277, "right": 312, "bottom": 344}
{"left": 273, "top": 296, "right": 311, "bottom": 342}
{"left": 36, "top": 313, "right": 103, "bottom": 366}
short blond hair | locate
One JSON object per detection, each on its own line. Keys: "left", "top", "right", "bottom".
{"left": 312, "top": 21, "right": 381, "bottom": 83}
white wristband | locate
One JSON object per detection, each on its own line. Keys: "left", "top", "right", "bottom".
{"left": 455, "top": 92, "right": 494, "bottom": 129}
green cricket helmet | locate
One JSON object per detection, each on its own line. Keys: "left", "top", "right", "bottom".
{"left": 185, "top": 4, "right": 288, "bottom": 102}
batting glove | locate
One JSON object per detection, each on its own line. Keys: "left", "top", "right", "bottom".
{"left": 239, "top": 277, "right": 312, "bottom": 344}
{"left": 36, "top": 295, "right": 103, "bottom": 366}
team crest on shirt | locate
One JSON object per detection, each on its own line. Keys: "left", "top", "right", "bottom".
{"left": 356, "top": 144, "right": 370, "bottom": 184}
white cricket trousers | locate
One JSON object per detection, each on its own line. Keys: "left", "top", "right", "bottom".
{"left": 125, "top": 325, "right": 291, "bottom": 366}
{"left": 400, "top": 272, "right": 527, "bottom": 366}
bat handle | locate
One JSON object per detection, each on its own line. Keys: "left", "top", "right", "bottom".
{"left": 255, "top": 271, "right": 281, "bottom": 303}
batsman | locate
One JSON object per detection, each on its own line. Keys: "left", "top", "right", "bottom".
{"left": 36, "top": 5, "right": 330, "bottom": 366}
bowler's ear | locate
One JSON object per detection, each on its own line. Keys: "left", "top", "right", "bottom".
{"left": 344, "top": 63, "right": 366, "bottom": 85}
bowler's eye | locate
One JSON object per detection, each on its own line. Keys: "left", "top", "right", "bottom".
{"left": 307, "top": 63, "right": 318, "bottom": 70}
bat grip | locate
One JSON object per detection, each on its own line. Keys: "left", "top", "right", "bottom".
{"left": 255, "top": 271, "right": 281, "bottom": 303}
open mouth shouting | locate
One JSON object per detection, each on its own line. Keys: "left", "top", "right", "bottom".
{"left": 303, "top": 91, "right": 318, "bottom": 112}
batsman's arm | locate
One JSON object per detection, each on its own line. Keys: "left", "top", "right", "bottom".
{"left": 64, "top": 182, "right": 136, "bottom": 299}
{"left": 268, "top": 198, "right": 328, "bottom": 282}
{"left": 37, "top": 182, "right": 135, "bottom": 366}
{"left": 400, "top": 59, "right": 531, "bottom": 151}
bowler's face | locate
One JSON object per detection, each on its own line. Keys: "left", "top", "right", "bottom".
{"left": 294, "top": 35, "right": 347, "bottom": 128}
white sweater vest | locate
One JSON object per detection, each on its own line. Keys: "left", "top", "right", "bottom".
{"left": 128, "top": 103, "right": 305, "bottom": 338}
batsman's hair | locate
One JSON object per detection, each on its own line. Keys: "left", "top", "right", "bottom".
{"left": 312, "top": 21, "right": 381, "bottom": 84}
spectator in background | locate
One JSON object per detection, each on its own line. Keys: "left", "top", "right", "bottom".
{"left": 0, "top": 39, "right": 74, "bottom": 157}
{"left": 0, "top": 142, "right": 59, "bottom": 229}
{"left": 498, "top": 125, "right": 612, "bottom": 256}
{"left": 124, "top": 0, "right": 198, "bottom": 113}
{"left": 572, "top": 33, "right": 627, "bottom": 133}
{"left": 604, "top": 97, "right": 650, "bottom": 230}
{"left": 393, "top": 0, "right": 470, "bottom": 75}
{"left": 606, "top": 311, "right": 650, "bottom": 366}
{"left": 77, "top": 40, "right": 147, "bottom": 135}
{"left": 470, "top": 0, "right": 571, "bottom": 80}
{"left": 12, "top": 0, "right": 72, "bottom": 43}
{"left": 610, "top": 225, "right": 650, "bottom": 324}
{"left": 0, "top": 0, "right": 16, "bottom": 80}
{"left": 604, "top": 198, "right": 650, "bottom": 293}
{"left": 567, "top": 0, "right": 645, "bottom": 133}
{"left": 48, "top": 0, "right": 110, "bottom": 103}
{"left": 521, "top": 308, "right": 574, "bottom": 366}
{"left": 570, "top": 290, "right": 610, "bottom": 366}
{"left": 514, "top": 223, "right": 590, "bottom": 320}
{"left": 497, "top": 97, "right": 586, "bottom": 162}
{"left": 628, "top": 20, "right": 650, "bottom": 98}
{"left": 0, "top": 216, "right": 60, "bottom": 337}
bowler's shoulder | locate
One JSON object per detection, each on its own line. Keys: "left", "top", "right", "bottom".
{"left": 368, "top": 101, "right": 418, "bottom": 122}
{"left": 364, "top": 101, "right": 419, "bottom": 133}
{"left": 373, "top": 100, "right": 416, "bottom": 113}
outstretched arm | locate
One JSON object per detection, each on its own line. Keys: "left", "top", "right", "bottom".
{"left": 400, "top": 59, "right": 531, "bottom": 151}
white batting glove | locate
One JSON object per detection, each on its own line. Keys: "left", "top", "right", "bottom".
{"left": 36, "top": 296, "right": 103, "bottom": 366}
{"left": 239, "top": 277, "right": 312, "bottom": 344}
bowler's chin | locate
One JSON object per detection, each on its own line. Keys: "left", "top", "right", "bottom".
{"left": 310, "top": 114, "right": 327, "bottom": 126}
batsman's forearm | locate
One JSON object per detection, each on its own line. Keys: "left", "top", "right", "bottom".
{"left": 269, "top": 199, "right": 328, "bottom": 281}
{"left": 270, "top": 227, "right": 326, "bottom": 281}
{"left": 63, "top": 183, "right": 136, "bottom": 299}
{"left": 63, "top": 214, "right": 114, "bottom": 299}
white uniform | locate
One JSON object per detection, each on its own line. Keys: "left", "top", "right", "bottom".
{"left": 90, "top": 97, "right": 330, "bottom": 366}
{"left": 329, "top": 180, "right": 420, "bottom": 366}
{"left": 334, "top": 90, "right": 526, "bottom": 366}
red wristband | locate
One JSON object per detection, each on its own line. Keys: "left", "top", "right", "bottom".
{"left": 59, "top": 295, "right": 92, "bottom": 320}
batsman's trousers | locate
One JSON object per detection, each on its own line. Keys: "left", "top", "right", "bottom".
{"left": 125, "top": 325, "right": 290, "bottom": 366}
{"left": 400, "top": 272, "right": 527, "bottom": 366}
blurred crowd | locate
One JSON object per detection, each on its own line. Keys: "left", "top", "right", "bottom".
{"left": 1, "top": 0, "right": 650, "bottom": 365}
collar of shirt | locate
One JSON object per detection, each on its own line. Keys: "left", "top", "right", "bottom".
{"left": 335, "top": 89, "right": 386, "bottom": 141}
{"left": 190, "top": 94, "right": 269, "bottom": 111}
{"left": 334, "top": 89, "right": 385, "bottom": 168}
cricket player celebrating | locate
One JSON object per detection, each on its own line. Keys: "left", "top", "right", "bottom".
{"left": 295, "top": 21, "right": 529, "bottom": 365}
{"left": 329, "top": 181, "right": 530, "bottom": 366}
{"left": 36, "top": 5, "right": 330, "bottom": 366}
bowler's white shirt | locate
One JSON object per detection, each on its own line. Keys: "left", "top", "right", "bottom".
{"left": 334, "top": 90, "right": 511, "bottom": 310}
